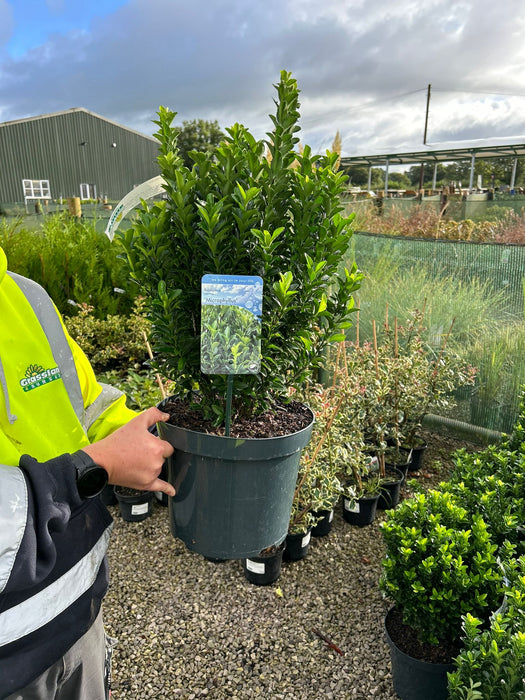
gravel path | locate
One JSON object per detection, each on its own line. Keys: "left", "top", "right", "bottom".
{"left": 102, "top": 431, "right": 470, "bottom": 700}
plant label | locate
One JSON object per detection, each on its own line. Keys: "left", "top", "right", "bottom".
{"left": 200, "top": 274, "right": 263, "bottom": 375}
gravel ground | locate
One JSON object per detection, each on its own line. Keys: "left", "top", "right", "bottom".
{"left": 103, "top": 430, "right": 476, "bottom": 700}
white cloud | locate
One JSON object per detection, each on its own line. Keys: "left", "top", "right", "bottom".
{"left": 1, "top": 0, "right": 525, "bottom": 156}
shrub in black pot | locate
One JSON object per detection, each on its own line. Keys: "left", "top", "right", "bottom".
{"left": 380, "top": 489, "right": 509, "bottom": 700}
{"left": 118, "top": 71, "right": 362, "bottom": 559}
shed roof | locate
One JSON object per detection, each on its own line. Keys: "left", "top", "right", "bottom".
{"left": 0, "top": 106, "right": 156, "bottom": 142}
{"left": 340, "top": 135, "right": 525, "bottom": 168}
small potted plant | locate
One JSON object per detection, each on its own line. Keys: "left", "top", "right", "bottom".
{"left": 380, "top": 489, "right": 507, "bottom": 700}
{"left": 447, "top": 555, "right": 525, "bottom": 700}
{"left": 340, "top": 333, "right": 405, "bottom": 510}
{"left": 119, "top": 71, "right": 362, "bottom": 559}
{"left": 383, "top": 309, "right": 477, "bottom": 470}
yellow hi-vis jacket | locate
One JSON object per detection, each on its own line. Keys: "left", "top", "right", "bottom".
{"left": 0, "top": 245, "right": 137, "bottom": 694}
{"left": 0, "top": 245, "right": 136, "bottom": 466}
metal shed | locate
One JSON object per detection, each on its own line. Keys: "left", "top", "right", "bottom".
{"left": 0, "top": 107, "right": 160, "bottom": 205}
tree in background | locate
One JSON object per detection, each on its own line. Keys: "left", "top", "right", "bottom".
{"left": 176, "top": 119, "right": 225, "bottom": 168}
{"left": 341, "top": 164, "right": 384, "bottom": 190}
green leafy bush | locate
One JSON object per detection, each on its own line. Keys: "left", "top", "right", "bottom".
{"left": 98, "top": 369, "right": 176, "bottom": 412}
{"left": 443, "top": 446, "right": 525, "bottom": 548}
{"left": 119, "top": 71, "right": 362, "bottom": 422}
{"left": 380, "top": 489, "right": 505, "bottom": 646}
{"left": 0, "top": 213, "right": 136, "bottom": 318}
{"left": 65, "top": 298, "right": 150, "bottom": 373}
{"left": 448, "top": 556, "right": 525, "bottom": 700}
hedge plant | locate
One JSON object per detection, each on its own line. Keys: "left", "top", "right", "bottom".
{"left": 119, "top": 71, "right": 362, "bottom": 422}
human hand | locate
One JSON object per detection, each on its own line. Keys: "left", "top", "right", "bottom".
{"left": 81, "top": 407, "right": 175, "bottom": 496}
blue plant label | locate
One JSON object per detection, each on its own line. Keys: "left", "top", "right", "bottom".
{"left": 200, "top": 274, "right": 263, "bottom": 375}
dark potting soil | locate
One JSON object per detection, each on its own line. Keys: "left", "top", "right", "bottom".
{"left": 115, "top": 486, "right": 144, "bottom": 497}
{"left": 163, "top": 398, "right": 312, "bottom": 439}
{"left": 385, "top": 606, "right": 462, "bottom": 664}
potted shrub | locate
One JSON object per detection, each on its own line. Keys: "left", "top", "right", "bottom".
{"left": 441, "top": 396, "right": 525, "bottom": 550}
{"left": 118, "top": 71, "right": 362, "bottom": 559}
{"left": 337, "top": 333, "right": 405, "bottom": 511}
{"left": 380, "top": 489, "right": 508, "bottom": 700}
{"left": 384, "top": 310, "right": 477, "bottom": 468}
{"left": 291, "top": 380, "right": 347, "bottom": 540}
{"left": 447, "top": 555, "right": 525, "bottom": 700}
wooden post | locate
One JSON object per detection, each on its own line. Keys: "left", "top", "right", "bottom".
{"left": 67, "top": 197, "right": 81, "bottom": 218}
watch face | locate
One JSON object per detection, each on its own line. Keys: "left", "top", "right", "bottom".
{"left": 78, "top": 466, "right": 108, "bottom": 498}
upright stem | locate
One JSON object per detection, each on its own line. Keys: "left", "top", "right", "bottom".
{"left": 372, "top": 320, "right": 379, "bottom": 378}
{"left": 225, "top": 374, "right": 234, "bottom": 436}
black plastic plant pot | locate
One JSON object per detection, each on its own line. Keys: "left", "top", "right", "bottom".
{"left": 241, "top": 541, "right": 286, "bottom": 586}
{"left": 114, "top": 487, "right": 153, "bottom": 522}
{"left": 283, "top": 529, "right": 312, "bottom": 561}
{"left": 377, "top": 468, "right": 404, "bottom": 510}
{"left": 384, "top": 607, "right": 454, "bottom": 700}
{"left": 157, "top": 407, "right": 314, "bottom": 560}
{"left": 312, "top": 509, "right": 334, "bottom": 537}
{"left": 342, "top": 494, "right": 379, "bottom": 526}
{"left": 406, "top": 441, "right": 428, "bottom": 472}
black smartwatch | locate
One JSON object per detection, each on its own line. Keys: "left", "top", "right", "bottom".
{"left": 72, "top": 449, "right": 108, "bottom": 499}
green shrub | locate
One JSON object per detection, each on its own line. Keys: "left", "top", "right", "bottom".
{"left": 119, "top": 71, "right": 361, "bottom": 422}
{"left": 98, "top": 368, "right": 176, "bottom": 412}
{"left": 380, "top": 489, "right": 505, "bottom": 646}
{"left": 0, "top": 213, "right": 136, "bottom": 318}
{"left": 448, "top": 556, "right": 525, "bottom": 700}
{"left": 65, "top": 298, "right": 150, "bottom": 373}
{"left": 443, "top": 444, "right": 525, "bottom": 548}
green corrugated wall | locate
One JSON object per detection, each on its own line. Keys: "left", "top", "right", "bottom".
{"left": 0, "top": 108, "right": 159, "bottom": 203}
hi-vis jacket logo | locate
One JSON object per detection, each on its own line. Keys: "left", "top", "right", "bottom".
{"left": 20, "top": 364, "right": 62, "bottom": 392}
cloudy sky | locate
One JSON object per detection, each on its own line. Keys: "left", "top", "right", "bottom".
{"left": 1, "top": 0, "right": 525, "bottom": 157}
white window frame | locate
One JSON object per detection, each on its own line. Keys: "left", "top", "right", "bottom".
{"left": 22, "top": 179, "right": 51, "bottom": 207}
{"left": 80, "top": 183, "right": 97, "bottom": 201}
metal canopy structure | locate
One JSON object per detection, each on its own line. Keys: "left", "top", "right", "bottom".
{"left": 339, "top": 136, "right": 525, "bottom": 192}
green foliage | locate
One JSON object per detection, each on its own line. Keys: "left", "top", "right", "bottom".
{"left": 99, "top": 368, "right": 176, "bottom": 412}
{"left": 467, "top": 324, "right": 525, "bottom": 428}
{"left": 65, "top": 298, "right": 151, "bottom": 373}
{"left": 380, "top": 489, "right": 505, "bottom": 646}
{"left": 200, "top": 304, "right": 260, "bottom": 374}
{"left": 119, "top": 71, "right": 362, "bottom": 421}
{"left": 347, "top": 251, "right": 506, "bottom": 352}
{"left": 448, "top": 557, "right": 525, "bottom": 700}
{"left": 0, "top": 213, "right": 135, "bottom": 318}
{"left": 442, "top": 400, "right": 525, "bottom": 547}
{"left": 288, "top": 381, "right": 346, "bottom": 534}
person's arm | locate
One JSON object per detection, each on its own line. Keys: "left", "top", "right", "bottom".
{"left": 0, "top": 408, "right": 174, "bottom": 595}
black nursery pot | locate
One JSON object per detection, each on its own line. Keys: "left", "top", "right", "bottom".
{"left": 342, "top": 494, "right": 379, "bottom": 526}
{"left": 385, "top": 607, "right": 454, "bottom": 700}
{"left": 114, "top": 487, "right": 153, "bottom": 522}
{"left": 283, "top": 529, "right": 312, "bottom": 561}
{"left": 406, "top": 441, "right": 428, "bottom": 472}
{"left": 312, "top": 509, "right": 334, "bottom": 537}
{"left": 377, "top": 468, "right": 404, "bottom": 510}
{"left": 99, "top": 483, "right": 117, "bottom": 506}
{"left": 241, "top": 541, "right": 286, "bottom": 586}
{"left": 157, "top": 403, "right": 314, "bottom": 560}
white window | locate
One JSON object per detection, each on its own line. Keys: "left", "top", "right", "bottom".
{"left": 80, "top": 183, "right": 97, "bottom": 200}
{"left": 22, "top": 179, "right": 51, "bottom": 203}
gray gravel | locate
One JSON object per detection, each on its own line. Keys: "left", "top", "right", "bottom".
{"left": 103, "top": 431, "right": 466, "bottom": 700}
{"left": 103, "top": 501, "right": 397, "bottom": 700}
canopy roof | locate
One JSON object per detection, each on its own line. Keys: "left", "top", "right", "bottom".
{"left": 340, "top": 136, "right": 525, "bottom": 169}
